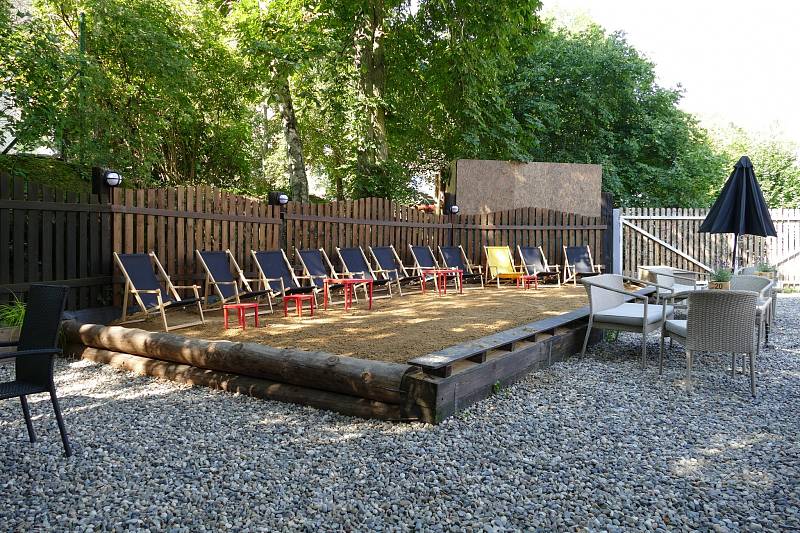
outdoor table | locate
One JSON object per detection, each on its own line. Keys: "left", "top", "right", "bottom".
{"left": 518, "top": 273, "right": 539, "bottom": 289}
{"left": 283, "top": 294, "right": 316, "bottom": 317}
{"left": 323, "top": 278, "right": 373, "bottom": 311}
{"left": 420, "top": 268, "right": 463, "bottom": 296}
{"left": 223, "top": 302, "right": 260, "bottom": 330}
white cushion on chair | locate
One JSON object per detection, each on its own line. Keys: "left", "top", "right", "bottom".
{"left": 594, "top": 303, "right": 674, "bottom": 326}
{"left": 665, "top": 319, "right": 687, "bottom": 338}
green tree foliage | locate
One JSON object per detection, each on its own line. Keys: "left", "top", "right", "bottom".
{"left": 3, "top": 0, "right": 259, "bottom": 188}
{"left": 5, "top": 1, "right": 797, "bottom": 208}
{"left": 508, "top": 25, "right": 725, "bottom": 207}
{"left": 711, "top": 125, "right": 800, "bottom": 208}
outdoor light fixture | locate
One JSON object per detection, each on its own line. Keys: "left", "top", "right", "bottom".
{"left": 104, "top": 171, "right": 122, "bottom": 187}
{"left": 91, "top": 166, "right": 123, "bottom": 195}
{"left": 268, "top": 191, "right": 290, "bottom": 206}
{"left": 449, "top": 205, "right": 460, "bottom": 215}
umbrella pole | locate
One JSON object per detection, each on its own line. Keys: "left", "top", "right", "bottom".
{"left": 732, "top": 234, "right": 739, "bottom": 272}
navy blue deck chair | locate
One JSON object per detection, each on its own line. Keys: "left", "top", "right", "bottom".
{"left": 0, "top": 284, "right": 72, "bottom": 456}
{"left": 517, "top": 245, "right": 560, "bottom": 286}
{"left": 438, "top": 245, "right": 485, "bottom": 289}
{"left": 369, "top": 245, "right": 423, "bottom": 295}
{"left": 251, "top": 249, "right": 316, "bottom": 302}
{"left": 196, "top": 250, "right": 273, "bottom": 313}
{"left": 336, "top": 247, "right": 396, "bottom": 298}
{"left": 409, "top": 245, "right": 459, "bottom": 292}
{"left": 296, "top": 248, "right": 348, "bottom": 305}
{"left": 563, "top": 245, "right": 604, "bottom": 285}
{"left": 114, "top": 252, "right": 205, "bottom": 331}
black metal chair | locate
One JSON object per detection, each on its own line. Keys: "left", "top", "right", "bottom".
{"left": 0, "top": 284, "right": 72, "bottom": 456}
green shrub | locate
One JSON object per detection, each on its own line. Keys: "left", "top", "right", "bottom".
{"left": 711, "top": 268, "right": 732, "bottom": 282}
{"left": 0, "top": 298, "right": 26, "bottom": 327}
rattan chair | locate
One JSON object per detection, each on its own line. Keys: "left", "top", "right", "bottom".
{"left": 661, "top": 290, "right": 759, "bottom": 396}
{"left": 581, "top": 274, "right": 673, "bottom": 367}
{"left": 730, "top": 275, "right": 773, "bottom": 350}
{"left": 0, "top": 285, "right": 72, "bottom": 456}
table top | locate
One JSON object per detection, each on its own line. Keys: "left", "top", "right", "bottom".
{"left": 325, "top": 277, "right": 372, "bottom": 284}
{"left": 282, "top": 293, "right": 315, "bottom": 300}
{"left": 223, "top": 302, "right": 259, "bottom": 309}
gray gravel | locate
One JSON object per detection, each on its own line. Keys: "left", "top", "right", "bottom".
{"left": 1, "top": 296, "right": 798, "bottom": 532}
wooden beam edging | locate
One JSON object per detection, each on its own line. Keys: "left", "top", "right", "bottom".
{"left": 621, "top": 218, "right": 713, "bottom": 273}
{"left": 61, "top": 320, "right": 416, "bottom": 405}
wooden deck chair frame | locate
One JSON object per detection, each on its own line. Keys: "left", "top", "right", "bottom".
{"left": 114, "top": 251, "right": 205, "bottom": 332}
{"left": 484, "top": 246, "right": 525, "bottom": 288}
{"left": 408, "top": 244, "right": 459, "bottom": 293}
{"left": 335, "top": 246, "right": 395, "bottom": 299}
{"left": 251, "top": 249, "right": 318, "bottom": 306}
{"left": 438, "top": 245, "right": 484, "bottom": 289}
{"left": 296, "top": 247, "right": 350, "bottom": 306}
{"left": 517, "top": 245, "right": 561, "bottom": 287}
{"left": 369, "top": 245, "right": 423, "bottom": 295}
{"left": 563, "top": 245, "right": 604, "bottom": 286}
{"left": 195, "top": 249, "right": 274, "bottom": 314}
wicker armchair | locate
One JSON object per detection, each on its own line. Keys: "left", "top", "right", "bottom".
{"left": 730, "top": 275, "right": 774, "bottom": 350}
{"left": 581, "top": 274, "right": 674, "bottom": 367}
{"left": 661, "top": 290, "right": 759, "bottom": 397}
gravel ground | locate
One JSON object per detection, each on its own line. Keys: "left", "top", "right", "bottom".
{"left": 1, "top": 296, "right": 798, "bottom": 532}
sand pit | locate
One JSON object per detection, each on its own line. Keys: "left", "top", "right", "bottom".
{"left": 131, "top": 285, "right": 588, "bottom": 363}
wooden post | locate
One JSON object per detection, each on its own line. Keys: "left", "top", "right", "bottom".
{"left": 601, "top": 192, "right": 614, "bottom": 274}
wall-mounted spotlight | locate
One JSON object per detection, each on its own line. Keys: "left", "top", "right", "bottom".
{"left": 449, "top": 205, "right": 460, "bottom": 215}
{"left": 268, "top": 191, "right": 290, "bottom": 206}
{"left": 91, "top": 166, "right": 123, "bottom": 195}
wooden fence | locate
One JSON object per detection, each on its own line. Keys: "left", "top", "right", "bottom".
{"left": 1, "top": 173, "right": 612, "bottom": 309}
{"left": 618, "top": 208, "right": 800, "bottom": 284}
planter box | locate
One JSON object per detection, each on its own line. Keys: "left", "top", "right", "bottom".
{"left": 755, "top": 271, "right": 776, "bottom": 279}
{"left": 0, "top": 326, "right": 19, "bottom": 355}
{"left": 708, "top": 281, "right": 731, "bottom": 290}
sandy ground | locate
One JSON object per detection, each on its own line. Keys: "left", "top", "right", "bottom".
{"left": 130, "top": 284, "right": 587, "bottom": 363}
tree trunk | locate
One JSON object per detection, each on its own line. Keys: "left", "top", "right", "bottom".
{"left": 274, "top": 75, "right": 309, "bottom": 202}
{"left": 354, "top": 0, "right": 388, "bottom": 172}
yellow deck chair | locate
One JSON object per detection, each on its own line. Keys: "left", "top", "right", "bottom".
{"left": 484, "top": 246, "right": 525, "bottom": 288}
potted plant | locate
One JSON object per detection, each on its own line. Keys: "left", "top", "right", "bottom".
{"left": 756, "top": 261, "right": 776, "bottom": 279}
{"left": 708, "top": 268, "right": 732, "bottom": 290}
{"left": 0, "top": 297, "right": 25, "bottom": 353}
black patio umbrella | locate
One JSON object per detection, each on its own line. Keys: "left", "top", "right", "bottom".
{"left": 699, "top": 155, "right": 776, "bottom": 271}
